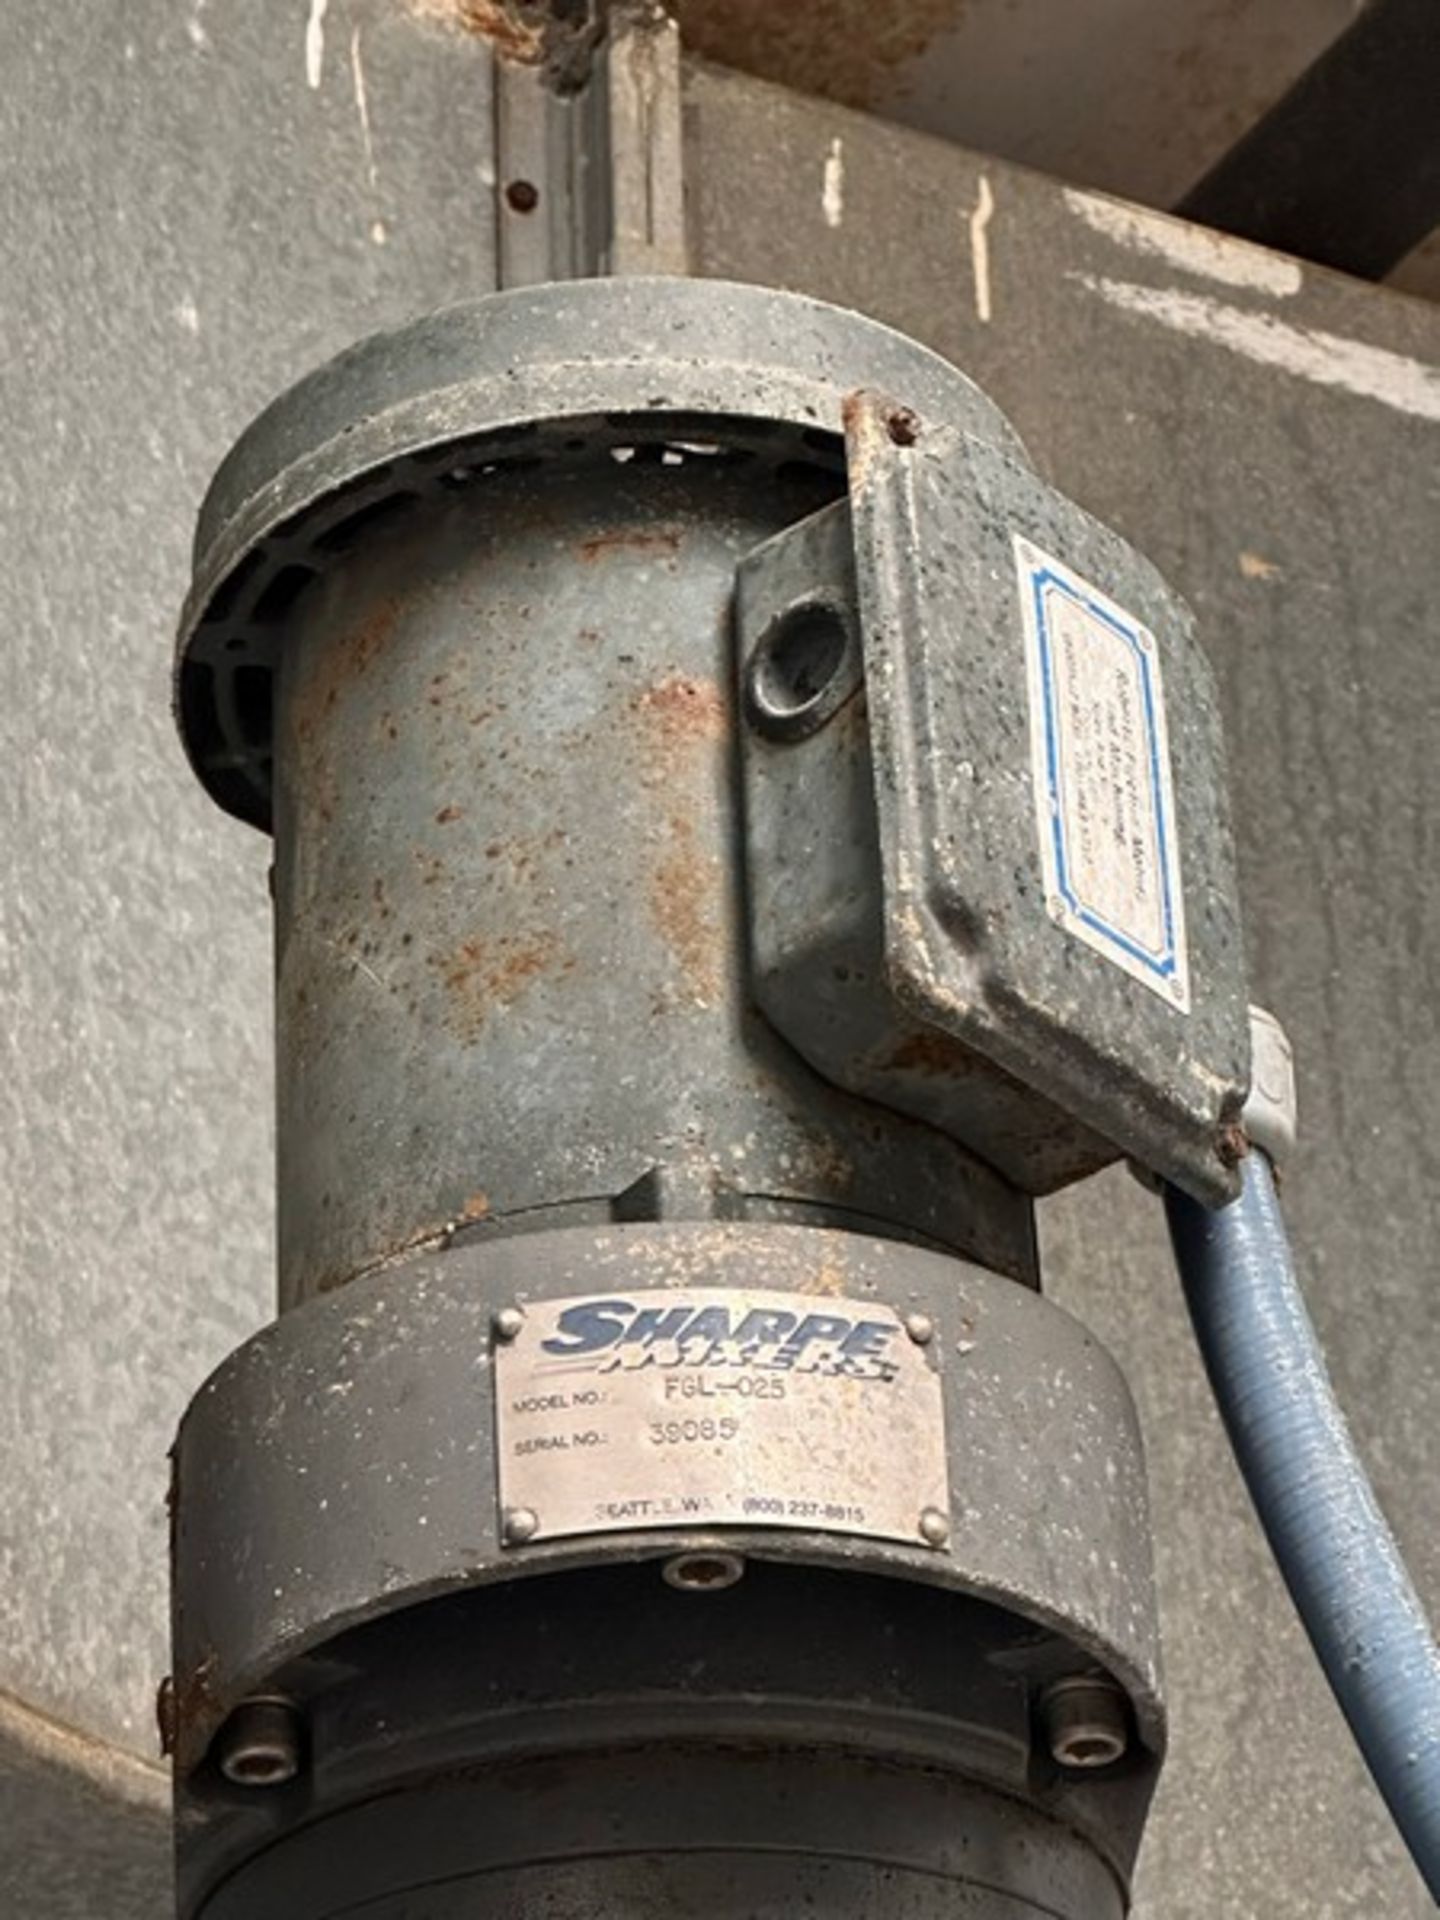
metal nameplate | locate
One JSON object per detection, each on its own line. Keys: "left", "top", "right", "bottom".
{"left": 495, "top": 1288, "right": 948, "bottom": 1548}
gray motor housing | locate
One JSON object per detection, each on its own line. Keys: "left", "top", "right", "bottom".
{"left": 168, "top": 277, "right": 1246, "bottom": 1916}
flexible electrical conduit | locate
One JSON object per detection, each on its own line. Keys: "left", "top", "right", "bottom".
{"left": 1166, "top": 1152, "right": 1440, "bottom": 1900}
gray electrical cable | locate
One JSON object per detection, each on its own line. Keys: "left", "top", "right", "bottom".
{"left": 1166, "top": 1154, "right": 1440, "bottom": 1901}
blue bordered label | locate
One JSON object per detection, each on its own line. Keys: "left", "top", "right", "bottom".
{"left": 1015, "top": 536, "right": 1189, "bottom": 1009}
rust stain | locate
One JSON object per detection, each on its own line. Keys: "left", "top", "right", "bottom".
{"left": 405, "top": 0, "right": 543, "bottom": 64}
{"left": 885, "top": 1028, "right": 980, "bottom": 1078}
{"left": 650, "top": 819, "right": 723, "bottom": 1009}
{"left": 579, "top": 526, "right": 683, "bottom": 564}
{"left": 405, "top": 0, "right": 609, "bottom": 86}
{"left": 432, "top": 929, "right": 563, "bottom": 1042}
{"left": 672, "top": 0, "right": 968, "bottom": 111}
{"left": 632, "top": 674, "right": 725, "bottom": 744}
{"left": 840, "top": 388, "right": 867, "bottom": 435}
{"left": 630, "top": 676, "right": 727, "bottom": 1006}
{"left": 350, "top": 598, "right": 402, "bottom": 674}
{"left": 170, "top": 1652, "right": 223, "bottom": 1765}
{"left": 885, "top": 404, "right": 921, "bottom": 447}
{"left": 801, "top": 1258, "right": 849, "bottom": 1298}
{"left": 293, "top": 597, "right": 402, "bottom": 753}
{"left": 461, "top": 1190, "right": 491, "bottom": 1221}
{"left": 313, "top": 1215, "right": 456, "bottom": 1295}
{"left": 794, "top": 1134, "right": 857, "bottom": 1194}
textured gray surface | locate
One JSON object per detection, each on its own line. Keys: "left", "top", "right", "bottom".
{"left": 0, "top": 1692, "right": 168, "bottom": 1919}
{"left": 685, "top": 60, "right": 1440, "bottom": 1918}
{"left": 0, "top": 0, "right": 497, "bottom": 1796}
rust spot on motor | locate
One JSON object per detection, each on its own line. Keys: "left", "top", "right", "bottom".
{"left": 802, "top": 1258, "right": 849, "bottom": 1298}
{"left": 579, "top": 526, "right": 683, "bottom": 564}
{"left": 350, "top": 598, "right": 403, "bottom": 674}
{"left": 433, "top": 929, "right": 564, "bottom": 1042}
{"left": 794, "top": 1133, "right": 857, "bottom": 1193}
{"left": 885, "top": 1029, "right": 979, "bottom": 1078}
{"left": 293, "top": 597, "right": 402, "bottom": 753}
{"left": 632, "top": 675, "right": 725, "bottom": 744}
{"left": 629, "top": 678, "right": 726, "bottom": 1006}
{"left": 650, "top": 818, "right": 723, "bottom": 1010}
{"left": 672, "top": 0, "right": 968, "bottom": 110}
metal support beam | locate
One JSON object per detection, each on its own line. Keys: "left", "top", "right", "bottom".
{"left": 1174, "top": 0, "right": 1440, "bottom": 281}
{"left": 495, "top": 0, "right": 686, "bottom": 285}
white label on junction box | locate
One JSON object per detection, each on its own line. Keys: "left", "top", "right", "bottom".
{"left": 1015, "top": 535, "right": 1189, "bottom": 1008}
{"left": 495, "top": 1287, "right": 948, "bottom": 1548}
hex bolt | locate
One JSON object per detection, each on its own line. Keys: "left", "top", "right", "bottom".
{"left": 904, "top": 1312, "right": 935, "bottom": 1346}
{"left": 492, "top": 1305, "right": 525, "bottom": 1343}
{"left": 215, "top": 1696, "right": 304, "bottom": 1789}
{"left": 502, "top": 1506, "right": 540, "bottom": 1545}
{"left": 918, "top": 1506, "right": 951, "bottom": 1547}
{"left": 886, "top": 404, "right": 922, "bottom": 446}
{"left": 1040, "top": 1676, "right": 1130, "bottom": 1771}
{"left": 662, "top": 1550, "right": 746, "bottom": 1593}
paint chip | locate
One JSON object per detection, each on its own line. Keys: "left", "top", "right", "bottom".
{"left": 305, "top": 0, "right": 329, "bottom": 91}
{"left": 351, "top": 26, "right": 380, "bottom": 192}
{"left": 822, "top": 138, "right": 844, "bottom": 230}
{"left": 969, "top": 173, "right": 995, "bottom": 325}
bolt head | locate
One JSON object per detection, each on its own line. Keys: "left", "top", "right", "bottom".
{"left": 663, "top": 1550, "right": 746, "bottom": 1593}
{"left": 492, "top": 1306, "right": 525, "bottom": 1343}
{"left": 1041, "top": 1676, "right": 1130, "bottom": 1771}
{"left": 215, "top": 1697, "right": 303, "bottom": 1789}
{"left": 918, "top": 1506, "right": 950, "bottom": 1547}
{"left": 502, "top": 1505, "right": 540, "bottom": 1545}
{"left": 904, "top": 1312, "right": 935, "bottom": 1346}
{"left": 886, "top": 405, "right": 922, "bottom": 446}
